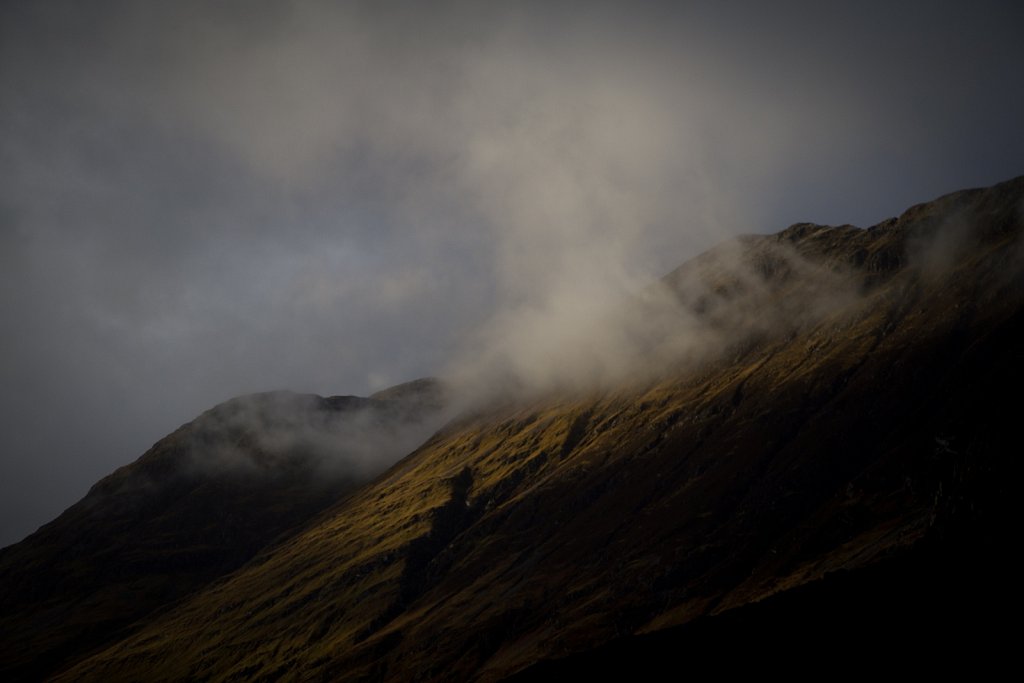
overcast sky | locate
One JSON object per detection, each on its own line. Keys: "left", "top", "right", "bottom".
{"left": 2, "top": 0, "right": 1022, "bottom": 547}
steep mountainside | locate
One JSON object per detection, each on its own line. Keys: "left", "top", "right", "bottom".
{"left": 0, "top": 379, "right": 447, "bottom": 681}
{"left": 46, "top": 176, "right": 1023, "bottom": 681}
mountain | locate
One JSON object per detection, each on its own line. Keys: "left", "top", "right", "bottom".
{"left": 3, "top": 176, "right": 1022, "bottom": 681}
{"left": 0, "top": 380, "right": 448, "bottom": 681}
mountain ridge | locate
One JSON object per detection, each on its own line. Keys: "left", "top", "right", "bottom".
{"left": 2, "top": 175, "right": 1021, "bottom": 681}
{"left": 0, "top": 379, "right": 449, "bottom": 681}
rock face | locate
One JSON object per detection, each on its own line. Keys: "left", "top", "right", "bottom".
{"left": 4, "top": 177, "right": 1023, "bottom": 681}
{"left": 0, "top": 380, "right": 449, "bottom": 681}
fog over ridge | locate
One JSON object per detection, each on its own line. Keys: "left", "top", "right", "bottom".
{"left": 2, "top": 0, "right": 1023, "bottom": 546}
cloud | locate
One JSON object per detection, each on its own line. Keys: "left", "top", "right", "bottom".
{"left": 2, "top": 0, "right": 1024, "bottom": 546}
{"left": 446, "top": 228, "right": 866, "bottom": 401}
{"left": 173, "top": 387, "right": 451, "bottom": 483}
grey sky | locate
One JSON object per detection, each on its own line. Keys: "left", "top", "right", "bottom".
{"left": 2, "top": 0, "right": 1022, "bottom": 547}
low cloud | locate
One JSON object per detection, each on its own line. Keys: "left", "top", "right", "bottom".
{"left": 448, "top": 230, "right": 864, "bottom": 400}
{"left": 2, "top": 0, "right": 1023, "bottom": 545}
{"left": 179, "top": 388, "right": 451, "bottom": 481}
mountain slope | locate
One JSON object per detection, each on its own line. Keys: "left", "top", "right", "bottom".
{"left": 50, "top": 176, "right": 1024, "bottom": 681}
{"left": 0, "top": 379, "right": 447, "bottom": 681}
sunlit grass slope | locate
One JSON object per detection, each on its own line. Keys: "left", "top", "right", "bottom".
{"left": 55, "top": 177, "right": 1024, "bottom": 681}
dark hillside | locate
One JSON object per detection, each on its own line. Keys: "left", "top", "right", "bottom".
{"left": 54, "top": 176, "right": 1023, "bottom": 681}
{"left": 0, "top": 380, "right": 446, "bottom": 681}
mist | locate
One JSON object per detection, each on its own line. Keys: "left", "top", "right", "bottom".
{"left": 174, "top": 386, "right": 451, "bottom": 483}
{"left": 2, "top": 0, "right": 1023, "bottom": 546}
